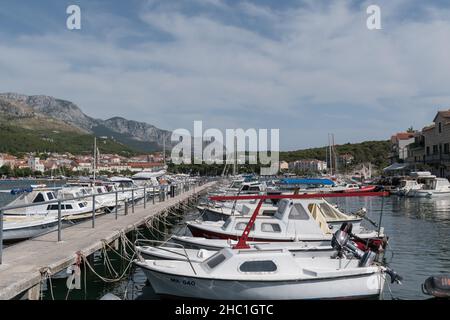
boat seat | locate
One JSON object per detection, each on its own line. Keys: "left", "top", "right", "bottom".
{"left": 308, "top": 204, "right": 332, "bottom": 235}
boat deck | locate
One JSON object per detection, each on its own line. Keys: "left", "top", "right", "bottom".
{"left": 0, "top": 181, "right": 216, "bottom": 300}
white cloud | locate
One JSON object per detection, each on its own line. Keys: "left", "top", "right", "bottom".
{"left": 1, "top": 0, "right": 450, "bottom": 149}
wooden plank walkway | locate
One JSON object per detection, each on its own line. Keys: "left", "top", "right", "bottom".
{"left": 0, "top": 181, "right": 216, "bottom": 300}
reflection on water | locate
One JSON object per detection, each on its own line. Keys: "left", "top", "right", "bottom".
{"left": 332, "top": 196, "right": 450, "bottom": 300}
{"left": 2, "top": 180, "right": 448, "bottom": 300}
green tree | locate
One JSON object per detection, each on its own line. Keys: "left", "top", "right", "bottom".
{"left": 0, "top": 165, "right": 13, "bottom": 176}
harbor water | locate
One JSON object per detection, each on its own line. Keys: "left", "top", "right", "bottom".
{"left": 1, "top": 180, "right": 449, "bottom": 300}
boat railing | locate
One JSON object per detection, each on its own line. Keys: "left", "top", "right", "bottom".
{"left": 0, "top": 177, "right": 214, "bottom": 265}
{"left": 134, "top": 239, "right": 197, "bottom": 275}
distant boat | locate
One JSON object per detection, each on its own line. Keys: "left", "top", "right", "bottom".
{"left": 408, "top": 176, "right": 450, "bottom": 198}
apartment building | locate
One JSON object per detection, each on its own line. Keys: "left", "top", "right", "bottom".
{"left": 402, "top": 110, "right": 450, "bottom": 177}
{"left": 289, "top": 159, "right": 327, "bottom": 172}
{"left": 389, "top": 132, "right": 415, "bottom": 163}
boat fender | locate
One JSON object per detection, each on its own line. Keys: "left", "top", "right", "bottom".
{"left": 422, "top": 275, "right": 450, "bottom": 298}
{"left": 66, "top": 264, "right": 81, "bottom": 290}
{"left": 100, "top": 293, "right": 121, "bottom": 300}
{"left": 384, "top": 266, "right": 403, "bottom": 284}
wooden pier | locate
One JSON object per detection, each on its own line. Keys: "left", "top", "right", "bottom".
{"left": 0, "top": 181, "right": 216, "bottom": 300}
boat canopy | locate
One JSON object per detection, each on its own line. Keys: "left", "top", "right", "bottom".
{"left": 383, "top": 163, "right": 409, "bottom": 172}
{"left": 279, "top": 178, "right": 335, "bottom": 186}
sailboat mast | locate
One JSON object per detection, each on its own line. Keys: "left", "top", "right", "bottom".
{"left": 332, "top": 134, "right": 337, "bottom": 175}
{"left": 93, "top": 137, "right": 97, "bottom": 183}
{"left": 233, "top": 136, "right": 237, "bottom": 176}
{"left": 328, "top": 133, "right": 333, "bottom": 176}
{"left": 163, "top": 136, "right": 166, "bottom": 166}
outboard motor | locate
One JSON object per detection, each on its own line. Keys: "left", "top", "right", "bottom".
{"left": 332, "top": 223, "right": 402, "bottom": 284}
{"left": 332, "top": 223, "right": 359, "bottom": 255}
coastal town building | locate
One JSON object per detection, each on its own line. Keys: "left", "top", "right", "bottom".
{"left": 0, "top": 154, "right": 17, "bottom": 168}
{"left": 28, "top": 157, "right": 45, "bottom": 173}
{"left": 288, "top": 159, "right": 327, "bottom": 172}
{"left": 279, "top": 161, "right": 289, "bottom": 171}
{"left": 0, "top": 151, "right": 166, "bottom": 176}
{"left": 389, "top": 132, "right": 415, "bottom": 163}
{"left": 389, "top": 110, "right": 450, "bottom": 178}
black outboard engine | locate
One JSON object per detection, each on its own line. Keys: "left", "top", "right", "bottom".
{"left": 332, "top": 223, "right": 402, "bottom": 284}
{"left": 422, "top": 275, "right": 450, "bottom": 299}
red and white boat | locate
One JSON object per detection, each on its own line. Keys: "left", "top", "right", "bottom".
{"left": 188, "top": 197, "right": 387, "bottom": 252}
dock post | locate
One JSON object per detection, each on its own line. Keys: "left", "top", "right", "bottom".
{"left": 58, "top": 200, "right": 62, "bottom": 242}
{"left": 152, "top": 186, "right": 155, "bottom": 204}
{"left": 115, "top": 191, "right": 118, "bottom": 220}
{"left": 144, "top": 187, "right": 147, "bottom": 209}
{"left": 0, "top": 209, "right": 3, "bottom": 265}
{"left": 92, "top": 194, "right": 96, "bottom": 228}
{"left": 132, "top": 190, "right": 135, "bottom": 213}
{"left": 27, "top": 283, "right": 41, "bottom": 300}
{"left": 153, "top": 187, "right": 155, "bottom": 204}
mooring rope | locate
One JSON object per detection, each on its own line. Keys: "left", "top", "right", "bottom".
{"left": 81, "top": 250, "right": 137, "bottom": 284}
{"left": 39, "top": 267, "right": 55, "bottom": 301}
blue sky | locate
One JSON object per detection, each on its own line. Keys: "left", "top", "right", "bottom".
{"left": 1, "top": 0, "right": 450, "bottom": 150}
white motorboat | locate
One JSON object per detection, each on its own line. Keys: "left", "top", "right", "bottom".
{"left": 135, "top": 246, "right": 387, "bottom": 300}
{"left": 210, "top": 180, "right": 267, "bottom": 196}
{"left": 132, "top": 170, "right": 165, "bottom": 190}
{"left": 408, "top": 177, "right": 450, "bottom": 198}
{"left": 108, "top": 177, "right": 145, "bottom": 202}
{"left": 187, "top": 198, "right": 384, "bottom": 250}
{"left": 196, "top": 201, "right": 278, "bottom": 221}
{"left": 3, "top": 189, "right": 94, "bottom": 220}
{"left": 136, "top": 240, "right": 338, "bottom": 262}
{"left": 391, "top": 179, "right": 423, "bottom": 196}
{"left": 2, "top": 215, "right": 59, "bottom": 241}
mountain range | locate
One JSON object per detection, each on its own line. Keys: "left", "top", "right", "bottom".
{"left": 0, "top": 92, "right": 172, "bottom": 153}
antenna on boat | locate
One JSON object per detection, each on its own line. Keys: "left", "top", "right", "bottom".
{"left": 163, "top": 136, "right": 166, "bottom": 166}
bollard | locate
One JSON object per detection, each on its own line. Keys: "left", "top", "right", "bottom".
{"left": 92, "top": 194, "right": 96, "bottom": 228}
{"left": 125, "top": 201, "right": 128, "bottom": 215}
{"left": 115, "top": 191, "right": 118, "bottom": 220}
{"left": 144, "top": 186, "right": 147, "bottom": 209}
{"left": 58, "top": 200, "right": 62, "bottom": 242}
{"left": 152, "top": 187, "right": 155, "bottom": 204}
{"left": 0, "top": 210, "right": 3, "bottom": 265}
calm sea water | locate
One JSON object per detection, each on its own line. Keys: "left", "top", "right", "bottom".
{"left": 1, "top": 180, "right": 449, "bottom": 300}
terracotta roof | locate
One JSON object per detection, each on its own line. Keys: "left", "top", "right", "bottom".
{"left": 392, "top": 132, "right": 415, "bottom": 140}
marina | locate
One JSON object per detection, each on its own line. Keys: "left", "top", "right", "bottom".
{"left": 0, "top": 178, "right": 216, "bottom": 299}
{"left": 2, "top": 0, "right": 450, "bottom": 306}
{"left": 1, "top": 176, "right": 448, "bottom": 300}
